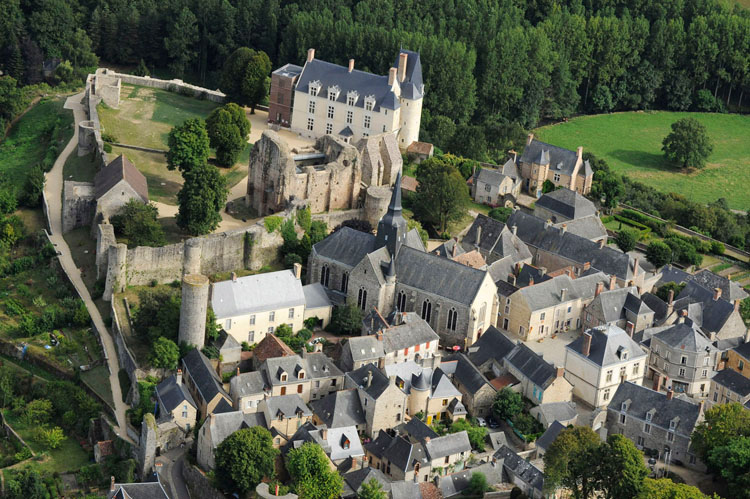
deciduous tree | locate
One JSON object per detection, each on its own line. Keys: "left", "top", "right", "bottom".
{"left": 597, "top": 434, "right": 649, "bottom": 499}
{"left": 646, "top": 240, "right": 672, "bottom": 268}
{"left": 615, "top": 229, "right": 638, "bottom": 253}
{"left": 414, "top": 156, "right": 470, "bottom": 234}
{"left": 359, "top": 478, "right": 387, "bottom": 499}
{"left": 492, "top": 388, "right": 522, "bottom": 422}
{"left": 176, "top": 163, "right": 228, "bottom": 235}
{"left": 167, "top": 119, "right": 210, "bottom": 173}
{"left": 662, "top": 118, "right": 713, "bottom": 169}
{"left": 215, "top": 426, "right": 278, "bottom": 494}
{"left": 543, "top": 426, "right": 601, "bottom": 498}
{"left": 287, "top": 442, "right": 343, "bottom": 499}
{"left": 110, "top": 200, "right": 166, "bottom": 248}
{"left": 150, "top": 337, "right": 179, "bottom": 369}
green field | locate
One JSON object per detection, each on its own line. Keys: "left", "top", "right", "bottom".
{"left": 99, "top": 84, "right": 250, "bottom": 204}
{"left": 0, "top": 98, "right": 73, "bottom": 185}
{"left": 534, "top": 112, "right": 750, "bottom": 210}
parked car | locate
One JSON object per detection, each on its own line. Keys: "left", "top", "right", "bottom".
{"left": 475, "top": 417, "right": 487, "bottom": 427}
{"left": 487, "top": 417, "right": 499, "bottom": 429}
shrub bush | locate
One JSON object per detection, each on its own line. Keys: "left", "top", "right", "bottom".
{"left": 101, "top": 132, "right": 117, "bottom": 143}
{"left": 264, "top": 216, "right": 283, "bottom": 233}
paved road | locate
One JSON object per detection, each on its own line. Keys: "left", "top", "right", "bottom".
{"left": 158, "top": 445, "right": 191, "bottom": 499}
{"left": 45, "top": 93, "right": 132, "bottom": 442}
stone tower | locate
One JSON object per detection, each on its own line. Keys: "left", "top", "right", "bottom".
{"left": 375, "top": 170, "right": 407, "bottom": 257}
{"left": 178, "top": 274, "right": 209, "bottom": 348}
{"left": 382, "top": 256, "right": 397, "bottom": 316}
{"left": 395, "top": 50, "right": 424, "bottom": 151}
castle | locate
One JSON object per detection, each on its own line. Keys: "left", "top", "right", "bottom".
{"left": 268, "top": 48, "right": 424, "bottom": 151}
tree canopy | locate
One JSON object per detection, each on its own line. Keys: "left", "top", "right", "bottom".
{"left": 492, "top": 388, "right": 523, "bottom": 422}
{"left": 176, "top": 162, "right": 228, "bottom": 235}
{"left": 662, "top": 118, "right": 714, "bottom": 169}
{"left": 167, "top": 119, "right": 210, "bottom": 173}
{"left": 286, "top": 442, "right": 344, "bottom": 499}
{"left": 110, "top": 200, "right": 166, "bottom": 248}
{"left": 206, "top": 103, "right": 250, "bottom": 167}
{"left": 359, "top": 478, "right": 387, "bottom": 499}
{"left": 215, "top": 426, "right": 278, "bottom": 494}
{"left": 413, "top": 155, "right": 470, "bottom": 235}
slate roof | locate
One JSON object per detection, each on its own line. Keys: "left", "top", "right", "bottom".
{"left": 182, "top": 349, "right": 228, "bottom": 404}
{"left": 343, "top": 467, "right": 392, "bottom": 497}
{"left": 505, "top": 344, "right": 558, "bottom": 389}
{"left": 396, "top": 245, "right": 488, "bottom": 306}
{"left": 398, "top": 418, "right": 439, "bottom": 441}
{"left": 536, "top": 189, "right": 597, "bottom": 220}
{"left": 432, "top": 238, "right": 466, "bottom": 259}
{"left": 533, "top": 401, "right": 578, "bottom": 425}
{"left": 691, "top": 269, "right": 749, "bottom": 302}
{"left": 424, "top": 431, "right": 471, "bottom": 459}
{"left": 642, "top": 293, "right": 669, "bottom": 323}
{"left": 449, "top": 353, "right": 494, "bottom": 394}
{"left": 610, "top": 382, "right": 702, "bottom": 434}
{"left": 263, "top": 354, "right": 342, "bottom": 386}
{"left": 215, "top": 329, "right": 241, "bottom": 354}
{"left": 520, "top": 139, "right": 581, "bottom": 177}
{"left": 392, "top": 480, "right": 423, "bottom": 499}
{"left": 253, "top": 334, "right": 296, "bottom": 364}
{"left": 313, "top": 227, "right": 376, "bottom": 267}
{"left": 467, "top": 326, "right": 517, "bottom": 367}
{"left": 588, "top": 286, "right": 653, "bottom": 324}
{"left": 489, "top": 431, "right": 509, "bottom": 450}
{"left": 365, "top": 431, "right": 428, "bottom": 473}
{"left": 273, "top": 63, "right": 303, "bottom": 78}
{"left": 95, "top": 154, "right": 149, "bottom": 202}
{"left": 382, "top": 314, "right": 439, "bottom": 352}
{"left": 345, "top": 336, "right": 384, "bottom": 363}
{"left": 229, "top": 371, "right": 266, "bottom": 398}
{"left": 296, "top": 59, "right": 400, "bottom": 112}
{"left": 392, "top": 49, "right": 424, "bottom": 100}
{"left": 474, "top": 167, "right": 513, "bottom": 188}
{"left": 515, "top": 264, "right": 552, "bottom": 288}
{"left": 675, "top": 281, "right": 738, "bottom": 335}
{"left": 560, "top": 216, "right": 608, "bottom": 241}
{"left": 507, "top": 210, "right": 637, "bottom": 280}
{"left": 310, "top": 389, "right": 365, "bottom": 428}
{"left": 651, "top": 321, "right": 715, "bottom": 353}
{"left": 213, "top": 398, "right": 235, "bottom": 414}
{"left": 211, "top": 269, "right": 304, "bottom": 318}
{"left": 384, "top": 362, "right": 462, "bottom": 399}
{"left": 732, "top": 340, "right": 750, "bottom": 360}
{"left": 712, "top": 369, "right": 750, "bottom": 397}
{"left": 110, "top": 481, "right": 169, "bottom": 499}
{"left": 438, "top": 462, "right": 504, "bottom": 498}
{"left": 461, "top": 215, "right": 532, "bottom": 262}
{"left": 204, "top": 410, "right": 264, "bottom": 450}
{"left": 535, "top": 420, "right": 566, "bottom": 451}
{"left": 303, "top": 282, "right": 331, "bottom": 309}
{"left": 265, "top": 393, "right": 312, "bottom": 419}
{"left": 566, "top": 324, "right": 647, "bottom": 367}
{"left": 155, "top": 375, "right": 196, "bottom": 414}
{"left": 346, "top": 364, "right": 391, "bottom": 398}
{"left": 407, "top": 141, "right": 434, "bottom": 156}
{"left": 494, "top": 444, "right": 544, "bottom": 492}
{"left": 518, "top": 272, "right": 609, "bottom": 311}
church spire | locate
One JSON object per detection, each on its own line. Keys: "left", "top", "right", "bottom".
{"left": 388, "top": 170, "right": 403, "bottom": 213}
{"left": 375, "top": 169, "right": 407, "bottom": 257}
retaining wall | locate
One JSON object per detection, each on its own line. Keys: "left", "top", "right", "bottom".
{"left": 0, "top": 413, "right": 35, "bottom": 457}
{"left": 110, "top": 300, "right": 139, "bottom": 387}
{"left": 113, "top": 72, "right": 225, "bottom": 103}
{"left": 183, "top": 463, "right": 226, "bottom": 499}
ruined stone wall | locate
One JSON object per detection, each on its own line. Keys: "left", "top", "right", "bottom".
{"left": 62, "top": 181, "right": 96, "bottom": 233}
{"left": 114, "top": 73, "right": 225, "bottom": 103}
{"left": 96, "top": 224, "right": 117, "bottom": 279}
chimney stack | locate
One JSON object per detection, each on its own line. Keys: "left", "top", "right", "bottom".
{"left": 398, "top": 53, "right": 408, "bottom": 82}
{"left": 598, "top": 238, "right": 606, "bottom": 249}
{"left": 744, "top": 328, "right": 750, "bottom": 344}
{"left": 476, "top": 226, "right": 482, "bottom": 247}
{"left": 735, "top": 299, "right": 741, "bottom": 312}
{"left": 595, "top": 282, "right": 604, "bottom": 297}
{"left": 508, "top": 274, "right": 516, "bottom": 286}
{"left": 452, "top": 241, "right": 458, "bottom": 258}
{"left": 110, "top": 476, "right": 116, "bottom": 492}
{"left": 321, "top": 428, "right": 328, "bottom": 440}
{"left": 509, "top": 150, "right": 517, "bottom": 162}
{"left": 556, "top": 366, "right": 564, "bottom": 378}
{"left": 561, "top": 224, "right": 567, "bottom": 234}
{"left": 576, "top": 146, "right": 583, "bottom": 163}
{"left": 713, "top": 287, "right": 722, "bottom": 301}
{"left": 366, "top": 371, "right": 373, "bottom": 388}
{"left": 307, "top": 48, "right": 315, "bottom": 63}
{"left": 376, "top": 331, "right": 383, "bottom": 342}
{"left": 528, "top": 277, "right": 534, "bottom": 286}
{"left": 388, "top": 67, "right": 398, "bottom": 86}
{"left": 424, "top": 436, "right": 431, "bottom": 443}
{"left": 632, "top": 258, "right": 639, "bottom": 276}
{"left": 609, "top": 275, "right": 617, "bottom": 291}
{"left": 232, "top": 271, "right": 237, "bottom": 282}
{"left": 698, "top": 400, "right": 705, "bottom": 414}
{"left": 560, "top": 288, "right": 567, "bottom": 301}
{"left": 527, "top": 133, "right": 534, "bottom": 146}
{"left": 348, "top": 59, "right": 355, "bottom": 73}
{"left": 293, "top": 262, "right": 302, "bottom": 280}
{"left": 544, "top": 219, "right": 552, "bottom": 230}
{"left": 625, "top": 321, "right": 635, "bottom": 338}
{"left": 236, "top": 367, "right": 240, "bottom": 377}
{"left": 666, "top": 388, "right": 674, "bottom": 401}
{"left": 583, "top": 261, "right": 591, "bottom": 272}
{"left": 582, "top": 332, "right": 592, "bottom": 357}
{"left": 176, "top": 369, "right": 182, "bottom": 385}
{"left": 511, "top": 225, "right": 518, "bottom": 236}
{"left": 668, "top": 289, "right": 675, "bottom": 305}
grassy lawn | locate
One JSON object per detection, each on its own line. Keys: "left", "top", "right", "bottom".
{"left": 62, "top": 226, "right": 111, "bottom": 322}
{"left": 63, "top": 150, "right": 98, "bottom": 183}
{"left": 99, "top": 84, "right": 249, "bottom": 205}
{"left": 534, "top": 112, "right": 750, "bottom": 209}
{"left": 2, "top": 411, "right": 90, "bottom": 474}
{"left": 0, "top": 97, "right": 74, "bottom": 185}
{"left": 80, "top": 366, "right": 114, "bottom": 409}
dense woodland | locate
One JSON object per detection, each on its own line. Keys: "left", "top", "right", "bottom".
{"left": 2, "top": 0, "right": 750, "bottom": 161}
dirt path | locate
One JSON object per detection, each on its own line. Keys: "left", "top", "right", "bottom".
{"left": 44, "top": 92, "right": 132, "bottom": 443}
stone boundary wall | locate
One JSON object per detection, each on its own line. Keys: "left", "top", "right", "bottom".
{"left": 311, "top": 208, "right": 365, "bottom": 229}
{"left": 110, "top": 299, "right": 139, "bottom": 387}
{"left": 0, "top": 412, "right": 35, "bottom": 456}
{"left": 83, "top": 75, "right": 109, "bottom": 171}
{"left": 109, "top": 142, "right": 167, "bottom": 154}
{"left": 112, "top": 72, "right": 226, "bottom": 103}
{"left": 183, "top": 463, "right": 226, "bottom": 499}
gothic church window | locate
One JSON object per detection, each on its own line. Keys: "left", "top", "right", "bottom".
{"left": 320, "top": 265, "right": 330, "bottom": 287}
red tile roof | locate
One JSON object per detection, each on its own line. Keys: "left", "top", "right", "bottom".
{"left": 253, "top": 334, "right": 295, "bottom": 364}
{"left": 401, "top": 176, "right": 419, "bottom": 192}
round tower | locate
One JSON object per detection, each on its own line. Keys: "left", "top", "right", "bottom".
{"left": 178, "top": 274, "right": 209, "bottom": 348}
{"left": 398, "top": 96, "right": 423, "bottom": 150}
{"left": 408, "top": 371, "right": 430, "bottom": 417}
{"left": 364, "top": 185, "right": 391, "bottom": 227}
{"left": 183, "top": 238, "right": 202, "bottom": 276}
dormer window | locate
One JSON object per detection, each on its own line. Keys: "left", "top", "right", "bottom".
{"left": 299, "top": 370, "right": 305, "bottom": 379}
{"left": 309, "top": 81, "right": 321, "bottom": 96}
{"left": 364, "top": 96, "right": 375, "bottom": 112}
{"left": 617, "top": 346, "right": 628, "bottom": 360}
{"left": 646, "top": 410, "right": 654, "bottom": 422}
{"left": 328, "top": 85, "right": 340, "bottom": 101}
{"left": 280, "top": 372, "right": 288, "bottom": 382}
{"left": 347, "top": 91, "right": 359, "bottom": 106}
{"left": 621, "top": 401, "right": 629, "bottom": 411}
{"left": 669, "top": 419, "right": 677, "bottom": 430}
{"left": 341, "top": 435, "right": 350, "bottom": 449}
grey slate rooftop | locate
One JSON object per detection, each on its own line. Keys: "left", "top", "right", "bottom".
{"left": 346, "top": 363, "right": 391, "bottom": 398}
{"left": 110, "top": 480, "right": 169, "bottom": 499}
{"left": 567, "top": 324, "right": 647, "bottom": 367}
{"left": 711, "top": 368, "right": 750, "bottom": 397}
{"left": 155, "top": 374, "right": 196, "bottom": 414}
{"left": 303, "top": 282, "right": 331, "bottom": 309}
{"left": 310, "top": 389, "right": 365, "bottom": 428}
{"left": 610, "top": 382, "right": 702, "bottom": 435}
{"left": 461, "top": 214, "right": 532, "bottom": 262}
{"left": 95, "top": 154, "right": 149, "bottom": 202}
{"left": 182, "top": 349, "right": 228, "bottom": 404}
{"left": 494, "top": 444, "right": 544, "bottom": 492}
{"left": 229, "top": 371, "right": 266, "bottom": 398}
{"left": 518, "top": 272, "right": 609, "bottom": 311}
{"left": 264, "top": 393, "right": 312, "bottom": 419}
{"left": 424, "top": 431, "right": 471, "bottom": 459}
{"left": 438, "top": 461, "right": 504, "bottom": 498}
{"left": 505, "top": 343, "right": 559, "bottom": 389}
{"left": 342, "top": 467, "right": 392, "bottom": 498}
{"left": 467, "top": 326, "right": 517, "bottom": 367}
{"left": 588, "top": 286, "right": 653, "bottom": 324}
{"left": 313, "top": 227, "right": 376, "bottom": 268}
{"left": 650, "top": 321, "right": 716, "bottom": 353}
{"left": 211, "top": 269, "right": 305, "bottom": 318}
{"left": 535, "top": 188, "right": 597, "bottom": 220}
{"left": 535, "top": 420, "right": 566, "bottom": 451}
{"left": 675, "top": 280, "right": 739, "bottom": 335}
{"left": 446, "top": 353, "right": 493, "bottom": 394}
{"left": 533, "top": 401, "right": 578, "bottom": 425}
{"left": 520, "top": 139, "right": 581, "bottom": 177}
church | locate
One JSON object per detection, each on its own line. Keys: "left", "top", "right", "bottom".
{"left": 308, "top": 172, "right": 498, "bottom": 348}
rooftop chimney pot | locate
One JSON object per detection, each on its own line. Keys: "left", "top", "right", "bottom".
{"left": 666, "top": 388, "right": 674, "bottom": 401}
{"left": 595, "top": 282, "right": 604, "bottom": 297}
{"left": 398, "top": 53, "right": 408, "bottom": 82}
{"left": 348, "top": 59, "right": 354, "bottom": 73}
{"left": 388, "top": 67, "right": 398, "bottom": 86}
{"left": 307, "top": 48, "right": 315, "bottom": 63}
{"left": 713, "top": 288, "right": 722, "bottom": 301}
{"left": 582, "top": 332, "right": 593, "bottom": 357}
{"left": 293, "top": 262, "right": 302, "bottom": 280}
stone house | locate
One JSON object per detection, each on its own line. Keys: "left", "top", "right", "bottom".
{"left": 93, "top": 154, "right": 149, "bottom": 224}
{"left": 310, "top": 389, "right": 367, "bottom": 433}
{"left": 530, "top": 401, "right": 578, "bottom": 429}
{"left": 583, "top": 285, "right": 655, "bottom": 333}
{"left": 534, "top": 420, "right": 566, "bottom": 459}
{"left": 726, "top": 336, "right": 750, "bottom": 379}
{"left": 460, "top": 214, "right": 532, "bottom": 267}
{"left": 252, "top": 333, "right": 297, "bottom": 370}
{"left": 493, "top": 445, "right": 545, "bottom": 498}
{"left": 607, "top": 382, "right": 704, "bottom": 470}
{"left": 196, "top": 410, "right": 266, "bottom": 470}
{"left": 384, "top": 361, "right": 464, "bottom": 425}
{"left": 229, "top": 371, "right": 267, "bottom": 413}
{"left": 154, "top": 370, "right": 197, "bottom": 432}
{"left": 212, "top": 265, "right": 331, "bottom": 346}
{"left": 564, "top": 324, "right": 647, "bottom": 408}
{"left": 340, "top": 312, "right": 439, "bottom": 372}
{"left": 259, "top": 394, "right": 313, "bottom": 441}
{"left": 406, "top": 141, "right": 434, "bottom": 163}
{"left": 518, "top": 134, "right": 592, "bottom": 197}
{"left": 506, "top": 210, "right": 650, "bottom": 289}
{"left": 466, "top": 326, "right": 518, "bottom": 376}
{"left": 283, "top": 423, "right": 365, "bottom": 469}
{"left": 442, "top": 353, "right": 497, "bottom": 418}
{"left": 107, "top": 478, "right": 169, "bottom": 499}
{"left": 499, "top": 271, "right": 611, "bottom": 341}
{"left": 181, "top": 349, "right": 233, "bottom": 419}
{"left": 278, "top": 48, "right": 423, "bottom": 149}
{"left": 533, "top": 189, "right": 606, "bottom": 241}
{"left": 344, "top": 364, "right": 407, "bottom": 437}
{"left": 259, "top": 352, "right": 343, "bottom": 403}
{"left": 470, "top": 159, "right": 522, "bottom": 207}
{"left": 309, "top": 173, "right": 499, "bottom": 348}
{"left": 667, "top": 281, "right": 748, "bottom": 341}
{"left": 708, "top": 369, "right": 750, "bottom": 409}
{"left": 642, "top": 319, "right": 721, "bottom": 397}
{"left": 503, "top": 344, "right": 573, "bottom": 405}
